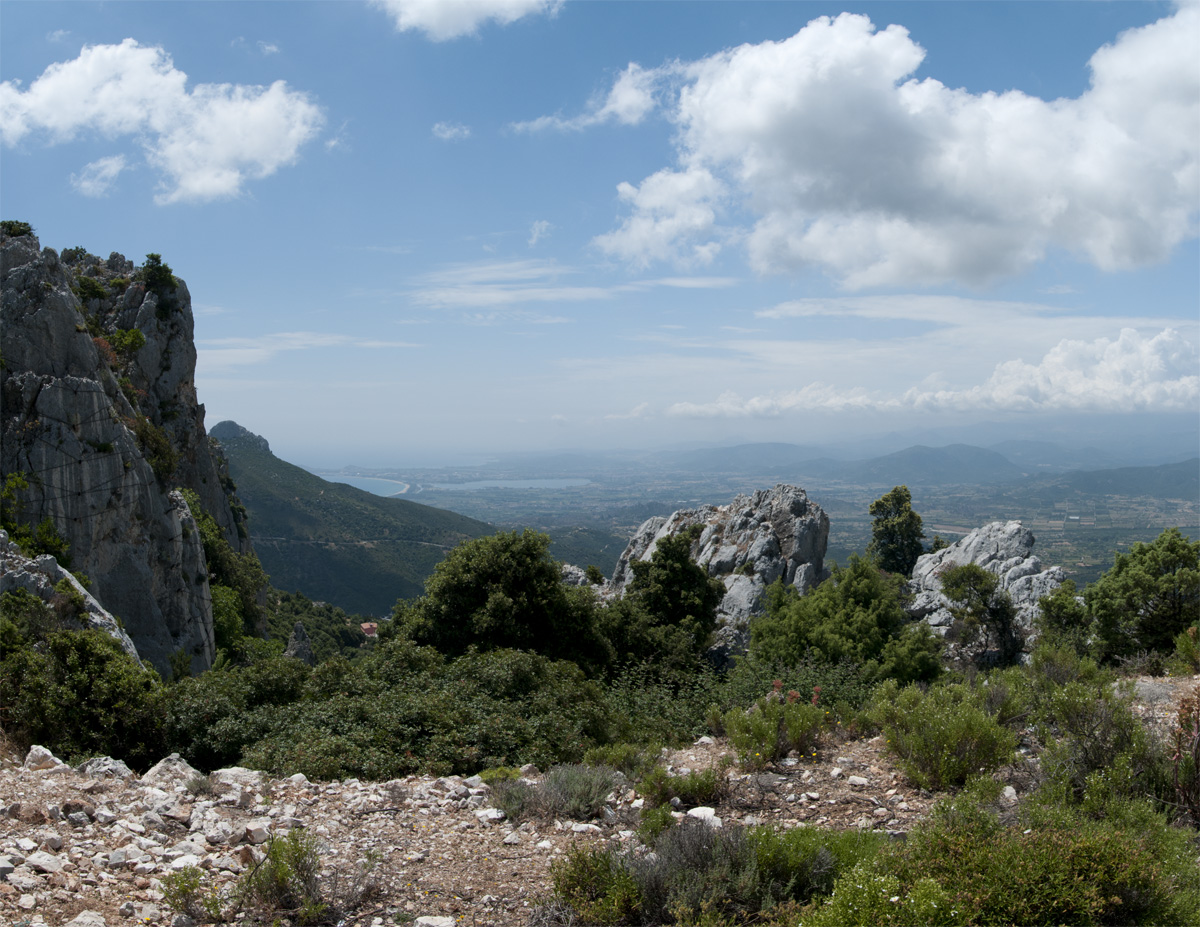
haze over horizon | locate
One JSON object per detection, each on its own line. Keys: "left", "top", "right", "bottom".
{"left": 2, "top": 1, "right": 1197, "bottom": 468}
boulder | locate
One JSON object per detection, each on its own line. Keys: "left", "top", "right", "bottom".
{"left": 907, "top": 521, "right": 1065, "bottom": 636}
{"left": 607, "top": 485, "right": 829, "bottom": 646}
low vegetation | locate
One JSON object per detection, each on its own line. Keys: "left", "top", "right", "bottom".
{"left": 2, "top": 463, "right": 1197, "bottom": 925}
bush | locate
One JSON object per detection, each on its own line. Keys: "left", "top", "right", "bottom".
{"left": 539, "top": 764, "right": 618, "bottom": 819}
{"left": 1, "top": 220, "right": 33, "bottom": 237}
{"left": 108, "top": 326, "right": 146, "bottom": 358}
{"left": 1036, "top": 679, "right": 1168, "bottom": 805}
{"left": 751, "top": 557, "right": 942, "bottom": 685}
{"left": 638, "top": 762, "right": 726, "bottom": 810}
{"left": 867, "top": 792, "right": 1200, "bottom": 926}
{"left": 584, "top": 741, "right": 663, "bottom": 780}
{"left": 0, "top": 629, "right": 166, "bottom": 769}
{"left": 868, "top": 680, "right": 1017, "bottom": 791}
{"left": 722, "top": 685, "right": 824, "bottom": 770}
{"left": 549, "top": 820, "right": 883, "bottom": 925}
{"left": 395, "top": 529, "right": 612, "bottom": 673}
{"left": 1088, "top": 527, "right": 1199, "bottom": 663}
{"left": 131, "top": 415, "right": 178, "bottom": 481}
{"left": 74, "top": 275, "right": 106, "bottom": 301}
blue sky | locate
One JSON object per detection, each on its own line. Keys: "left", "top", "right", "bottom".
{"left": 2, "top": 1, "right": 1197, "bottom": 466}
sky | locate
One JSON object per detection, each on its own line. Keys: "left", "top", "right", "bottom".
{"left": 2, "top": 0, "right": 1198, "bottom": 467}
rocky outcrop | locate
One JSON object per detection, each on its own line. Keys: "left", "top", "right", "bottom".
{"left": 0, "top": 528, "right": 139, "bottom": 659}
{"left": 284, "top": 622, "right": 316, "bottom": 666}
{"left": 608, "top": 485, "right": 829, "bottom": 652}
{"left": 1, "top": 229, "right": 250, "bottom": 675}
{"left": 907, "top": 521, "right": 1065, "bottom": 636}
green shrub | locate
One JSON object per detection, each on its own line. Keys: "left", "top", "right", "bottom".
{"left": 723, "top": 687, "right": 824, "bottom": 770}
{"left": 479, "top": 765, "right": 521, "bottom": 783}
{"left": 638, "top": 763, "right": 725, "bottom": 810}
{"left": 636, "top": 803, "right": 676, "bottom": 847}
{"left": 800, "top": 863, "right": 955, "bottom": 927}
{"left": 60, "top": 246, "right": 88, "bottom": 264}
{"left": 539, "top": 763, "right": 618, "bottom": 820}
{"left": 1, "top": 220, "right": 33, "bottom": 237}
{"left": 108, "top": 326, "right": 146, "bottom": 358}
{"left": 130, "top": 415, "right": 178, "bottom": 481}
{"left": 0, "top": 629, "right": 166, "bottom": 768}
{"left": 1170, "top": 684, "right": 1200, "bottom": 826}
{"left": 550, "top": 820, "right": 882, "bottom": 925}
{"left": 751, "top": 557, "right": 942, "bottom": 685}
{"left": 584, "top": 741, "right": 663, "bottom": 780}
{"left": 868, "top": 680, "right": 1017, "bottom": 791}
{"left": 870, "top": 792, "right": 1200, "bottom": 926}
{"left": 1036, "top": 679, "right": 1170, "bottom": 805}
{"left": 161, "top": 865, "right": 224, "bottom": 923}
{"left": 74, "top": 275, "right": 106, "bottom": 301}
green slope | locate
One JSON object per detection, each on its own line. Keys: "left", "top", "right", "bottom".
{"left": 211, "top": 422, "right": 492, "bottom": 615}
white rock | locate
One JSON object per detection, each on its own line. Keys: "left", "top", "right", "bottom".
{"left": 414, "top": 918, "right": 456, "bottom": 927}
{"left": 847, "top": 775, "right": 869, "bottom": 788}
{"left": 23, "top": 746, "right": 63, "bottom": 771}
{"left": 686, "top": 807, "right": 723, "bottom": 827}
{"left": 25, "top": 850, "right": 64, "bottom": 874}
{"left": 66, "top": 912, "right": 108, "bottom": 926}
{"left": 830, "top": 768, "right": 843, "bottom": 779}
{"left": 475, "top": 808, "right": 505, "bottom": 824}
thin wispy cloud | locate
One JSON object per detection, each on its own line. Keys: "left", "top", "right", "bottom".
{"left": 70, "top": 154, "right": 125, "bottom": 197}
{"left": 198, "top": 332, "right": 420, "bottom": 370}
{"left": 432, "top": 121, "right": 471, "bottom": 141}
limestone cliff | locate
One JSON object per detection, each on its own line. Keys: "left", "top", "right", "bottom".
{"left": 1, "top": 227, "right": 249, "bottom": 675}
{"left": 608, "top": 485, "right": 830, "bottom": 654}
{"left": 907, "top": 520, "right": 1065, "bottom": 639}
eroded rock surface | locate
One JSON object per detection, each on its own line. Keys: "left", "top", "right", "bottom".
{"left": 608, "top": 485, "right": 829, "bottom": 652}
{"left": 1, "top": 231, "right": 251, "bottom": 674}
{"left": 907, "top": 520, "right": 1065, "bottom": 636}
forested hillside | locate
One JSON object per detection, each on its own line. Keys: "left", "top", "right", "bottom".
{"left": 211, "top": 422, "right": 491, "bottom": 615}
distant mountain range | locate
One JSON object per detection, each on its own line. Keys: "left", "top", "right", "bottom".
{"left": 211, "top": 422, "right": 491, "bottom": 616}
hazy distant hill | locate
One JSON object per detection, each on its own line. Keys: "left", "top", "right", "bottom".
{"left": 211, "top": 422, "right": 491, "bottom": 615}
{"left": 1027, "top": 458, "right": 1200, "bottom": 501}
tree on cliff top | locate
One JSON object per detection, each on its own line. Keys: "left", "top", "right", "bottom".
{"left": 867, "top": 485, "right": 926, "bottom": 577}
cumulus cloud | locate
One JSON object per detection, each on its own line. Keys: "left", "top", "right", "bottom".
{"left": 512, "top": 63, "right": 660, "bottom": 132}
{"left": 257, "top": 41, "right": 280, "bottom": 56}
{"left": 592, "top": 8, "right": 1199, "bottom": 286}
{"left": 0, "top": 39, "right": 324, "bottom": 204}
{"left": 70, "top": 154, "right": 126, "bottom": 197}
{"left": 593, "top": 166, "right": 726, "bottom": 267}
{"left": 667, "top": 328, "right": 1198, "bottom": 417}
{"left": 432, "top": 121, "right": 471, "bottom": 141}
{"left": 372, "top": 0, "right": 561, "bottom": 41}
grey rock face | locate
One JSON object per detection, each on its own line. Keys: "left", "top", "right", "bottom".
{"left": 284, "top": 621, "right": 316, "bottom": 666}
{"left": 907, "top": 520, "right": 1065, "bottom": 635}
{"left": 608, "top": 485, "right": 829, "bottom": 641}
{"left": 0, "top": 529, "right": 139, "bottom": 659}
{"left": 1, "top": 231, "right": 252, "bottom": 675}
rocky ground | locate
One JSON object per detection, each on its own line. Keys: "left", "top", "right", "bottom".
{"left": 2, "top": 673, "right": 1196, "bottom": 927}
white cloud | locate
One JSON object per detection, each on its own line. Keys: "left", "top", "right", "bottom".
{"left": 372, "top": 0, "right": 561, "bottom": 41}
{"left": 257, "top": 41, "right": 280, "bottom": 56}
{"left": 0, "top": 39, "right": 324, "bottom": 204}
{"left": 528, "top": 219, "right": 551, "bottom": 246}
{"left": 46, "top": 30, "right": 70, "bottom": 43}
{"left": 198, "top": 331, "right": 419, "bottom": 371}
{"left": 605, "top": 402, "right": 652, "bottom": 420}
{"left": 591, "top": 8, "right": 1199, "bottom": 286}
{"left": 432, "top": 121, "right": 471, "bottom": 141}
{"left": 512, "top": 62, "right": 659, "bottom": 132}
{"left": 667, "top": 328, "right": 1198, "bottom": 417}
{"left": 593, "top": 166, "right": 726, "bottom": 267}
{"left": 70, "top": 154, "right": 125, "bottom": 197}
